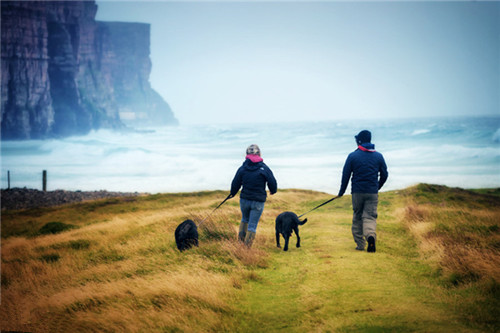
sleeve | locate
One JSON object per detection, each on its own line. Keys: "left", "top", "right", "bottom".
{"left": 230, "top": 167, "right": 243, "bottom": 197}
{"left": 338, "top": 155, "right": 352, "bottom": 196}
{"left": 265, "top": 166, "right": 278, "bottom": 195}
{"left": 378, "top": 155, "right": 388, "bottom": 190}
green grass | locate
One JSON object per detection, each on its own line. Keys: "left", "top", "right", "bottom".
{"left": 231, "top": 193, "right": 469, "bottom": 332}
{"left": 38, "top": 221, "right": 77, "bottom": 235}
{"left": 1, "top": 185, "right": 499, "bottom": 332}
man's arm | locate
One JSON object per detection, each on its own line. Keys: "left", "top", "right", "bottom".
{"left": 378, "top": 156, "right": 388, "bottom": 190}
{"left": 338, "top": 156, "right": 352, "bottom": 197}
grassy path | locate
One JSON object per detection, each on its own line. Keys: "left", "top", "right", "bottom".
{"left": 231, "top": 194, "right": 480, "bottom": 332}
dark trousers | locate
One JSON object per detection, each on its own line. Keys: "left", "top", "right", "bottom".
{"left": 351, "top": 193, "right": 378, "bottom": 248}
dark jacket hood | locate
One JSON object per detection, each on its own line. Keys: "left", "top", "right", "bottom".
{"left": 243, "top": 159, "right": 263, "bottom": 171}
{"left": 359, "top": 143, "right": 376, "bottom": 150}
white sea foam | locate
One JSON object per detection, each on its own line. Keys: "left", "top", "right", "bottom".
{"left": 411, "top": 129, "right": 431, "bottom": 136}
{"left": 2, "top": 117, "right": 499, "bottom": 193}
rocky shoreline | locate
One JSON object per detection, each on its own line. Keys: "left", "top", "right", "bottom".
{"left": 1, "top": 188, "right": 145, "bottom": 211}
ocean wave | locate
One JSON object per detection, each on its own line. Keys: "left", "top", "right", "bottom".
{"left": 493, "top": 128, "right": 500, "bottom": 143}
{"left": 2, "top": 117, "right": 499, "bottom": 192}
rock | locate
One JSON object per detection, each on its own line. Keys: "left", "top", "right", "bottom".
{"left": 0, "top": 187, "right": 145, "bottom": 211}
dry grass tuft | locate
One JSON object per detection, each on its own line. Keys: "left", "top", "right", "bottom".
{"left": 220, "top": 240, "right": 269, "bottom": 268}
{"left": 196, "top": 213, "right": 236, "bottom": 242}
{"left": 242, "top": 270, "right": 263, "bottom": 282}
{"left": 402, "top": 186, "right": 500, "bottom": 286}
{"left": 441, "top": 244, "right": 500, "bottom": 285}
{"left": 405, "top": 204, "right": 430, "bottom": 223}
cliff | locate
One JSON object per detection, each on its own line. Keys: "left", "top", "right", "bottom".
{"left": 1, "top": 1, "right": 177, "bottom": 140}
{"left": 97, "top": 21, "right": 177, "bottom": 127}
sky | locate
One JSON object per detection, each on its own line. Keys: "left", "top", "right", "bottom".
{"left": 96, "top": 1, "right": 500, "bottom": 125}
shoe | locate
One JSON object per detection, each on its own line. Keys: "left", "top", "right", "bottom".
{"left": 367, "top": 236, "right": 376, "bottom": 253}
{"left": 238, "top": 222, "right": 248, "bottom": 242}
{"left": 244, "top": 231, "right": 256, "bottom": 248}
{"left": 355, "top": 246, "right": 364, "bottom": 251}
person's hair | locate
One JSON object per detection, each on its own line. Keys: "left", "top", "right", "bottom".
{"left": 246, "top": 144, "right": 261, "bottom": 156}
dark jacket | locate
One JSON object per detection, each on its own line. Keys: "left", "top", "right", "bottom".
{"left": 339, "top": 143, "right": 388, "bottom": 196}
{"left": 231, "top": 158, "right": 277, "bottom": 202}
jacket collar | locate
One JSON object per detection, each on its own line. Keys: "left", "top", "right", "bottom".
{"left": 358, "top": 144, "right": 376, "bottom": 152}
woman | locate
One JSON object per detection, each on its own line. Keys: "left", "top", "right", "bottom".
{"left": 230, "top": 144, "right": 277, "bottom": 247}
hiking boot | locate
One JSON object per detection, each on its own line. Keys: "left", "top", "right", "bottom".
{"left": 367, "top": 236, "right": 376, "bottom": 253}
{"left": 244, "top": 231, "right": 256, "bottom": 248}
{"left": 238, "top": 222, "right": 248, "bottom": 242}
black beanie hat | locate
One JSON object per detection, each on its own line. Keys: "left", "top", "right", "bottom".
{"left": 355, "top": 130, "right": 371, "bottom": 144}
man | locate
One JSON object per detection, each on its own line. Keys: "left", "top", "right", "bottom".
{"left": 338, "top": 130, "right": 388, "bottom": 252}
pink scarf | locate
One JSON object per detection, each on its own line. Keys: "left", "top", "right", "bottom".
{"left": 246, "top": 154, "right": 263, "bottom": 163}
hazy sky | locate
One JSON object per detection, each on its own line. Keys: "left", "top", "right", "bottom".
{"left": 96, "top": 1, "right": 500, "bottom": 125}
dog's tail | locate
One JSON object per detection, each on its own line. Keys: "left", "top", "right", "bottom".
{"left": 298, "top": 218, "right": 308, "bottom": 225}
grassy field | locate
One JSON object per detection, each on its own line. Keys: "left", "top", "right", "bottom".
{"left": 1, "top": 184, "right": 499, "bottom": 332}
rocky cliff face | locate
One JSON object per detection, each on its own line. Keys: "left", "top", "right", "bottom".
{"left": 1, "top": 1, "right": 177, "bottom": 140}
{"left": 96, "top": 21, "right": 177, "bottom": 127}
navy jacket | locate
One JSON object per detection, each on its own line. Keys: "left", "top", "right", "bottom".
{"left": 339, "top": 143, "right": 388, "bottom": 196}
{"left": 231, "top": 158, "right": 277, "bottom": 202}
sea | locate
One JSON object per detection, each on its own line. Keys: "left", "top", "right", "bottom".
{"left": 1, "top": 116, "right": 499, "bottom": 194}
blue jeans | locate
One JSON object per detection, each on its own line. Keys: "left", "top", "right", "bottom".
{"left": 240, "top": 198, "right": 265, "bottom": 233}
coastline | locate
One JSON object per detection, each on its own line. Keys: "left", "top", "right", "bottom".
{"left": 1, "top": 187, "right": 146, "bottom": 211}
{"left": 2, "top": 116, "right": 499, "bottom": 193}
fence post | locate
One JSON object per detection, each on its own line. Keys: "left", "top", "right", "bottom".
{"left": 43, "top": 170, "right": 47, "bottom": 192}
{"left": 7, "top": 170, "right": 10, "bottom": 190}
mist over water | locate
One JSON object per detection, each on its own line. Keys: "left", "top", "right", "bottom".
{"left": 2, "top": 116, "right": 499, "bottom": 194}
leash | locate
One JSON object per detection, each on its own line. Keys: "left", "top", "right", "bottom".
{"left": 198, "top": 193, "right": 233, "bottom": 226}
{"left": 298, "top": 196, "right": 339, "bottom": 218}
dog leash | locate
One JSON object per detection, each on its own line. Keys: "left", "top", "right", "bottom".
{"left": 198, "top": 193, "right": 233, "bottom": 226}
{"left": 298, "top": 196, "right": 339, "bottom": 218}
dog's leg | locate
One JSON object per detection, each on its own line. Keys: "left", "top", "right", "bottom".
{"left": 294, "top": 226, "right": 301, "bottom": 248}
{"left": 284, "top": 236, "right": 290, "bottom": 251}
{"left": 276, "top": 230, "right": 281, "bottom": 248}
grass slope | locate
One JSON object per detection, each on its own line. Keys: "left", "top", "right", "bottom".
{"left": 1, "top": 185, "right": 499, "bottom": 332}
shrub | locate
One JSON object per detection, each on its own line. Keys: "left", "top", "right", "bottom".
{"left": 39, "top": 253, "right": 60, "bottom": 263}
{"left": 38, "top": 222, "right": 76, "bottom": 235}
{"left": 68, "top": 239, "right": 91, "bottom": 250}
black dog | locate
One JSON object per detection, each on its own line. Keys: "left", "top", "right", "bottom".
{"left": 175, "top": 219, "right": 199, "bottom": 251}
{"left": 275, "top": 212, "right": 307, "bottom": 251}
